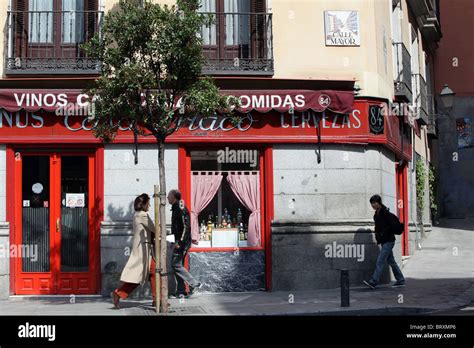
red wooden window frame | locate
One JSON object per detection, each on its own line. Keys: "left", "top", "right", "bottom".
{"left": 178, "top": 145, "right": 273, "bottom": 290}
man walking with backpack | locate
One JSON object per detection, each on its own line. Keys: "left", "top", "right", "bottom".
{"left": 364, "top": 194, "right": 405, "bottom": 289}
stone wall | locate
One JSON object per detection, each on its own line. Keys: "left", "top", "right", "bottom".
{"left": 189, "top": 251, "right": 265, "bottom": 292}
{"left": 435, "top": 96, "right": 474, "bottom": 218}
{"left": 101, "top": 144, "right": 179, "bottom": 297}
{"left": 103, "top": 143, "right": 179, "bottom": 223}
{"left": 271, "top": 220, "right": 390, "bottom": 290}
{"left": 0, "top": 222, "right": 9, "bottom": 299}
{"left": 272, "top": 144, "right": 397, "bottom": 220}
{"left": 100, "top": 221, "right": 176, "bottom": 298}
{"left": 271, "top": 144, "right": 403, "bottom": 290}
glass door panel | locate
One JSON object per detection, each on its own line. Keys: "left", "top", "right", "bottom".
{"left": 21, "top": 155, "right": 51, "bottom": 273}
{"left": 60, "top": 156, "right": 89, "bottom": 272}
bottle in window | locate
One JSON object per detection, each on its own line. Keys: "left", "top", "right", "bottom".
{"left": 214, "top": 215, "right": 219, "bottom": 228}
{"left": 200, "top": 221, "right": 207, "bottom": 241}
{"left": 237, "top": 208, "right": 242, "bottom": 225}
{"left": 207, "top": 215, "right": 213, "bottom": 234}
{"left": 222, "top": 215, "right": 227, "bottom": 228}
{"left": 227, "top": 211, "right": 232, "bottom": 228}
{"left": 244, "top": 223, "right": 248, "bottom": 240}
{"left": 239, "top": 226, "right": 245, "bottom": 241}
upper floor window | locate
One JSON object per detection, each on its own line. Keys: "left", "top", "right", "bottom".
{"left": 199, "top": 0, "right": 252, "bottom": 46}
{"left": 198, "top": 0, "right": 273, "bottom": 76}
{"left": 28, "top": 0, "right": 86, "bottom": 44}
{"left": 6, "top": 0, "right": 101, "bottom": 74}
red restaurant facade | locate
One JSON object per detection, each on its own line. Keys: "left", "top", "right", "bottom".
{"left": 0, "top": 87, "right": 413, "bottom": 296}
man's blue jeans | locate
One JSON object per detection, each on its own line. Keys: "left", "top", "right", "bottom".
{"left": 370, "top": 241, "right": 405, "bottom": 285}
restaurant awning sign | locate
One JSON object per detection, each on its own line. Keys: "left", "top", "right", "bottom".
{"left": 0, "top": 89, "right": 355, "bottom": 115}
{"left": 324, "top": 11, "right": 360, "bottom": 46}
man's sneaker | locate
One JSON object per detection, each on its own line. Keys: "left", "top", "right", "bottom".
{"left": 186, "top": 282, "right": 203, "bottom": 298}
{"left": 168, "top": 293, "right": 186, "bottom": 299}
{"left": 391, "top": 280, "right": 406, "bottom": 288}
{"left": 363, "top": 280, "right": 376, "bottom": 289}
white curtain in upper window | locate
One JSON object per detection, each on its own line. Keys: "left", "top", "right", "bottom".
{"left": 62, "top": 0, "right": 85, "bottom": 43}
{"left": 198, "top": 0, "right": 216, "bottom": 45}
{"left": 29, "top": 0, "right": 53, "bottom": 43}
{"left": 224, "top": 0, "right": 249, "bottom": 46}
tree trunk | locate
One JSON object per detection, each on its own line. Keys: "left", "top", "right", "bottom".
{"left": 153, "top": 185, "right": 161, "bottom": 314}
{"left": 157, "top": 139, "right": 169, "bottom": 313}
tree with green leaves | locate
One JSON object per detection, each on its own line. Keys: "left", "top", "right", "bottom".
{"left": 84, "top": 0, "right": 239, "bottom": 313}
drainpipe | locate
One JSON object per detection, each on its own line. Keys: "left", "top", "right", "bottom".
{"left": 314, "top": 110, "right": 322, "bottom": 164}
{"left": 412, "top": 127, "right": 422, "bottom": 250}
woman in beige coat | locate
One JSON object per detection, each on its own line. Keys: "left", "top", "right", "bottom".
{"left": 111, "top": 193, "right": 156, "bottom": 309}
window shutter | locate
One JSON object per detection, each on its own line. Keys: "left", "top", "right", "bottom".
{"left": 251, "top": 0, "right": 266, "bottom": 58}
{"left": 86, "top": 0, "right": 98, "bottom": 40}
{"left": 14, "top": 0, "right": 28, "bottom": 58}
{"left": 15, "top": 0, "right": 27, "bottom": 35}
{"left": 252, "top": 0, "right": 266, "bottom": 13}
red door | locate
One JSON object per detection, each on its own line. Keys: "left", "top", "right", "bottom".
{"left": 13, "top": 151, "right": 99, "bottom": 294}
{"left": 396, "top": 162, "right": 409, "bottom": 256}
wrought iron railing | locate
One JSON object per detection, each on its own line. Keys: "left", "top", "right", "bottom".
{"left": 412, "top": 73, "right": 428, "bottom": 123}
{"left": 393, "top": 42, "right": 412, "bottom": 101}
{"left": 426, "top": 93, "right": 437, "bottom": 137}
{"left": 413, "top": 73, "right": 428, "bottom": 116}
{"left": 6, "top": 10, "right": 103, "bottom": 74}
{"left": 6, "top": 10, "right": 272, "bottom": 75}
{"left": 199, "top": 12, "right": 273, "bottom": 75}
{"left": 419, "top": 74, "right": 428, "bottom": 116}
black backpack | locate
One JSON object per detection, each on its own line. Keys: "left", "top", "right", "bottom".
{"left": 388, "top": 212, "right": 404, "bottom": 235}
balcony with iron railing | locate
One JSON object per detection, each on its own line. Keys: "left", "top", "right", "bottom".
{"left": 406, "top": 0, "right": 441, "bottom": 45}
{"left": 412, "top": 73, "right": 429, "bottom": 125}
{"left": 199, "top": 12, "right": 273, "bottom": 75}
{"left": 5, "top": 10, "right": 272, "bottom": 76}
{"left": 6, "top": 10, "right": 103, "bottom": 74}
{"left": 393, "top": 42, "right": 412, "bottom": 103}
{"left": 426, "top": 93, "right": 437, "bottom": 138}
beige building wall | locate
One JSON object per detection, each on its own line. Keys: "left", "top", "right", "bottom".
{"left": 400, "top": 0, "right": 411, "bottom": 48}
{"left": 271, "top": 0, "right": 395, "bottom": 100}
{"left": 414, "top": 126, "right": 430, "bottom": 162}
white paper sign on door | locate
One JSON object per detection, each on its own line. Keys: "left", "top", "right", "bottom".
{"left": 66, "top": 193, "right": 85, "bottom": 208}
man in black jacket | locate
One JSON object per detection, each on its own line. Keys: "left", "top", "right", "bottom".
{"left": 363, "top": 194, "right": 405, "bottom": 289}
{"left": 167, "top": 190, "right": 202, "bottom": 298}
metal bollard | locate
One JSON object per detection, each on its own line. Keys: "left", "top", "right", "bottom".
{"left": 340, "top": 269, "right": 350, "bottom": 307}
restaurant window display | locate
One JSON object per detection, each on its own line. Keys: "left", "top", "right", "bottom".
{"left": 190, "top": 148, "right": 262, "bottom": 250}
{"left": 185, "top": 147, "right": 267, "bottom": 292}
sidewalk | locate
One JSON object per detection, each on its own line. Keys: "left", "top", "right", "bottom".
{"left": 1, "top": 219, "right": 473, "bottom": 316}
